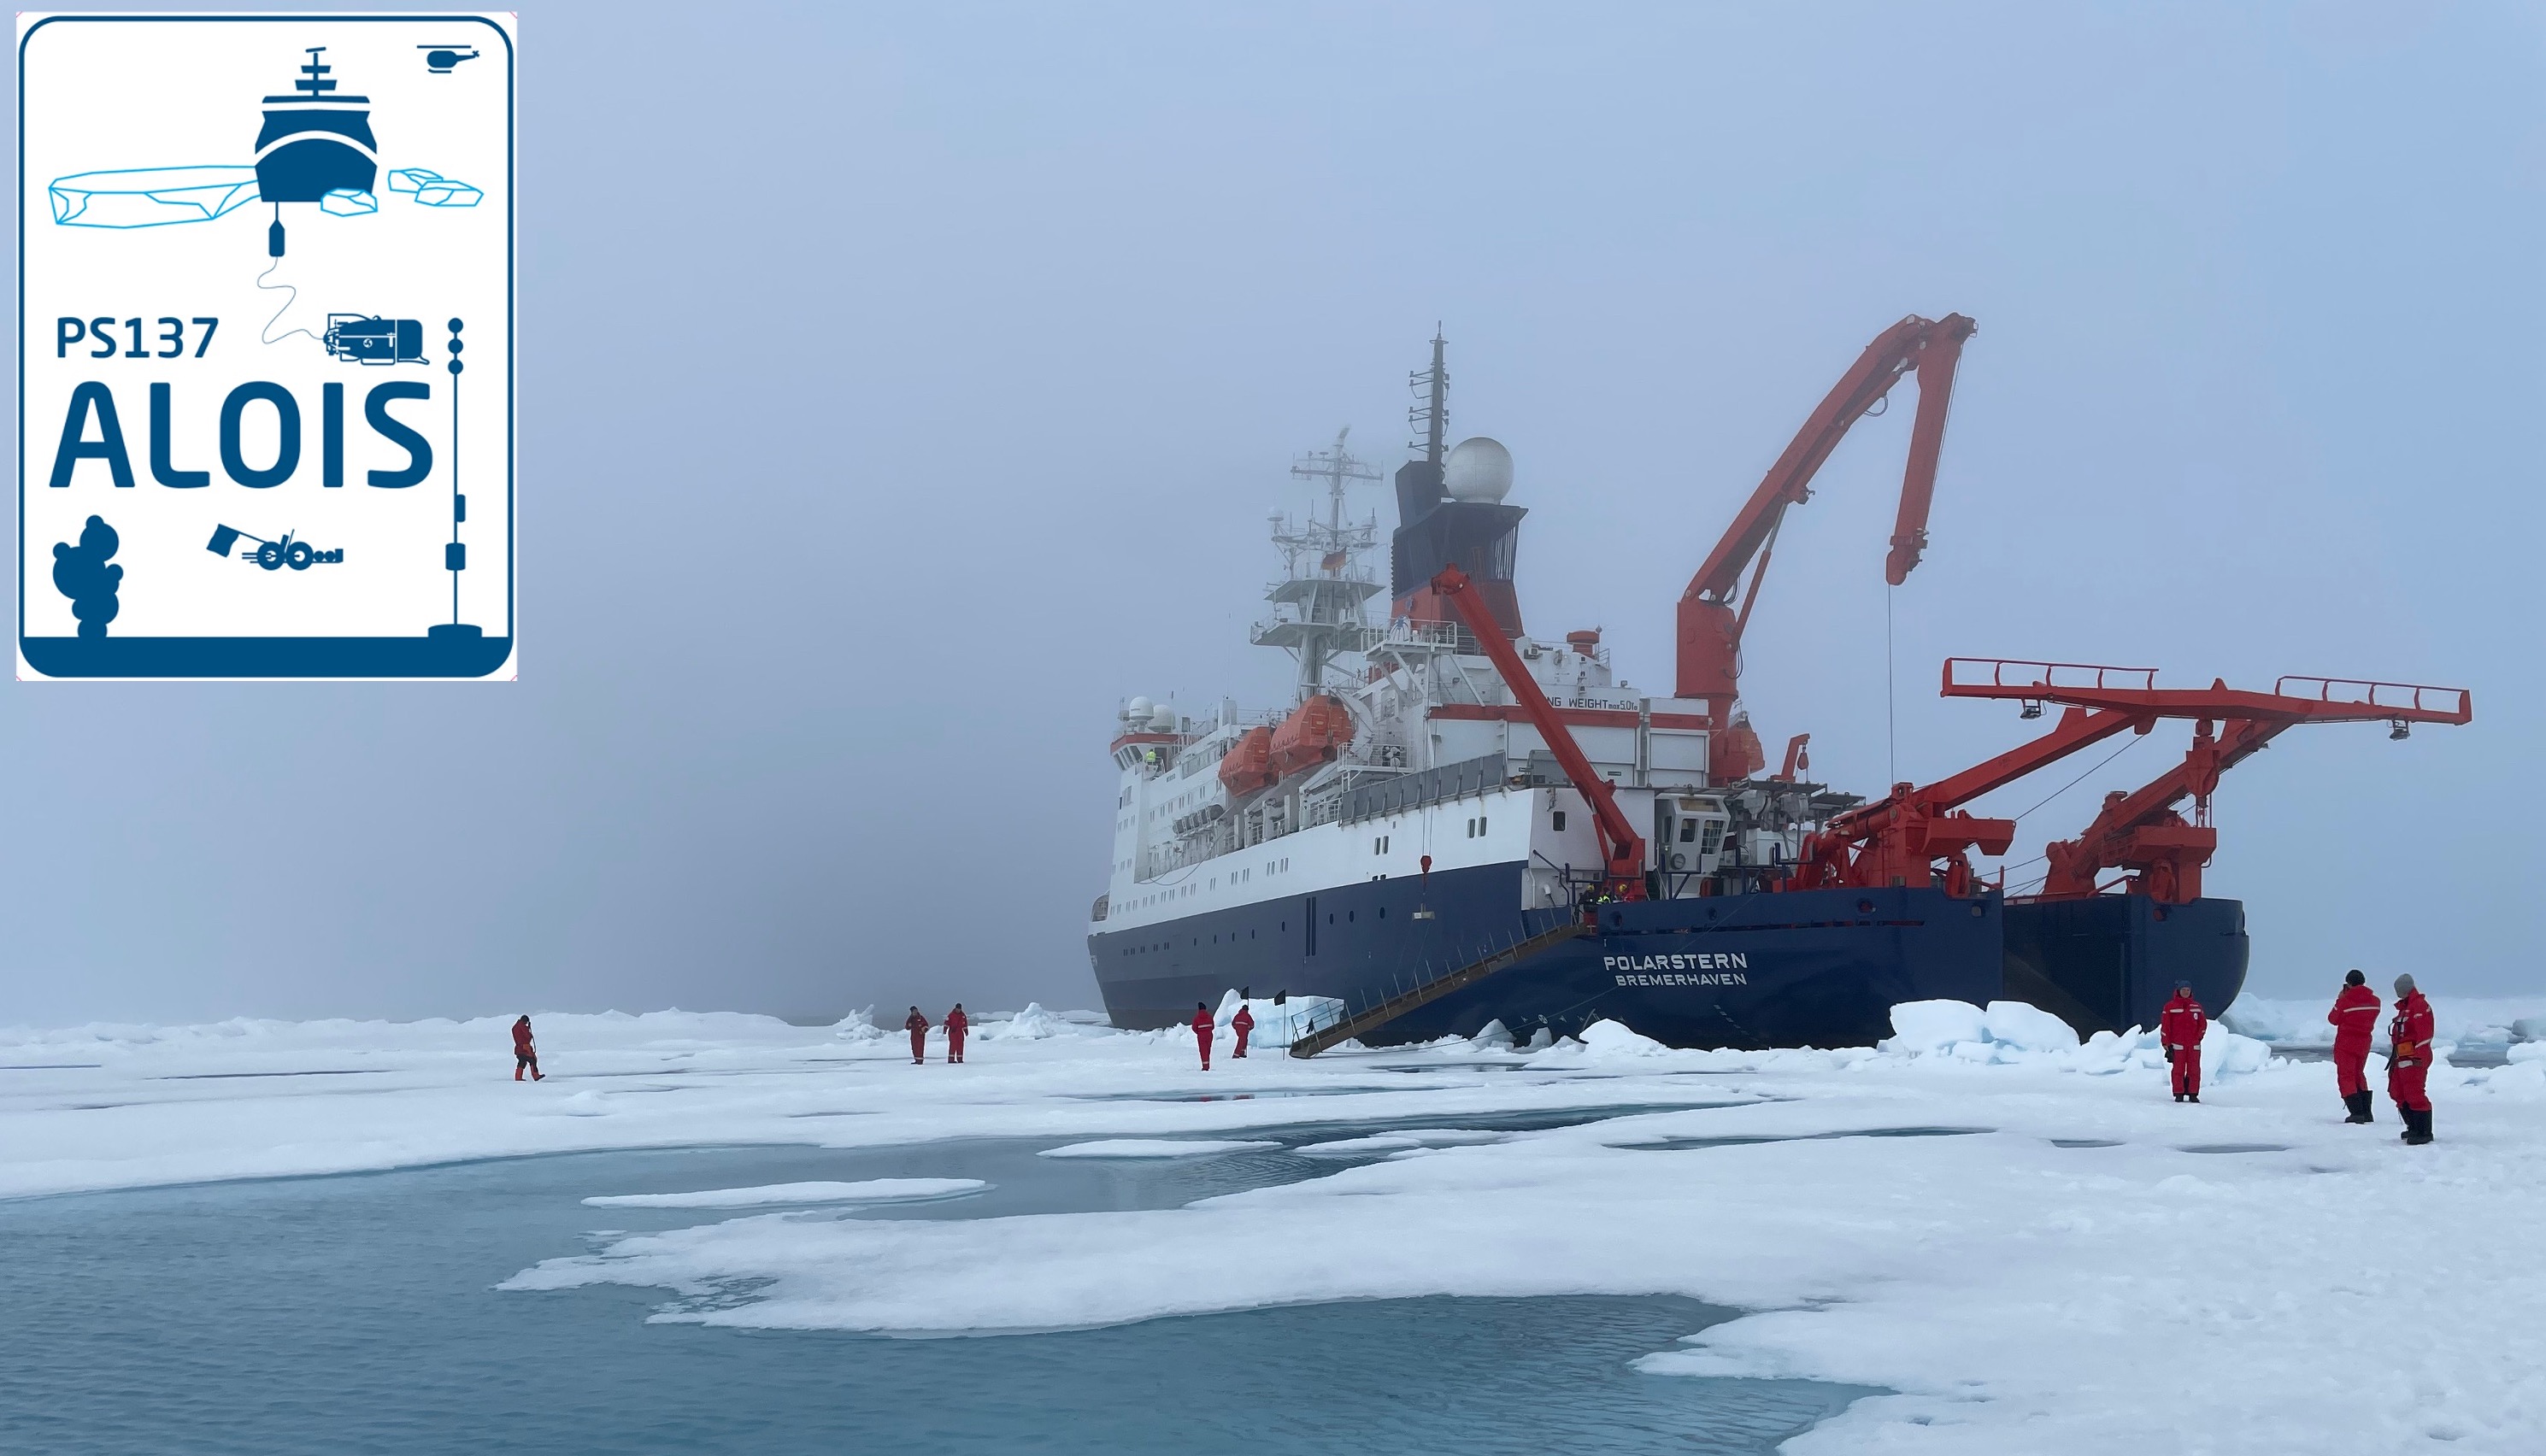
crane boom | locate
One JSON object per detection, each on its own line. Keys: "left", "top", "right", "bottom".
{"left": 1788, "top": 660, "right": 2473, "bottom": 897}
{"left": 1432, "top": 567, "right": 1648, "bottom": 896}
{"left": 2034, "top": 717, "right": 2286, "bottom": 901}
{"left": 1674, "top": 313, "right": 1975, "bottom": 708}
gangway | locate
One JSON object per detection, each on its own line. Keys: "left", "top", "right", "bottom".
{"left": 1286, "top": 918, "right": 1591, "bottom": 1059}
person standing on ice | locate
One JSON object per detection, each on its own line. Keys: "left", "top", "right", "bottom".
{"left": 2387, "top": 973, "right": 2437, "bottom": 1145}
{"left": 1191, "top": 1001, "right": 1215, "bottom": 1070}
{"left": 944, "top": 1003, "right": 968, "bottom": 1065}
{"left": 2160, "top": 981, "right": 2206, "bottom": 1102}
{"left": 904, "top": 1006, "right": 930, "bottom": 1066}
{"left": 1231, "top": 1001, "right": 1255, "bottom": 1060}
{"left": 511, "top": 1015, "right": 543, "bottom": 1082}
{"left": 2328, "top": 970, "right": 2382, "bottom": 1124}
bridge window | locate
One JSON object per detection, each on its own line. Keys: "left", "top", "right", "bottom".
{"left": 1552, "top": 811, "right": 1567, "bottom": 831}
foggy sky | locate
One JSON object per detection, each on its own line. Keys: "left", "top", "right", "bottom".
{"left": 5, "top": 1, "right": 2539, "bottom": 1027}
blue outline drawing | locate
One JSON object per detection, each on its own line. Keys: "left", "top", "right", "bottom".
{"left": 49, "top": 166, "right": 260, "bottom": 228}
{"left": 387, "top": 167, "right": 483, "bottom": 208}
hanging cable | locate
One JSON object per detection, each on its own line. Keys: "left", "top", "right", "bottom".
{"left": 2007, "top": 733, "right": 2144, "bottom": 825}
{"left": 1885, "top": 586, "right": 1897, "bottom": 786}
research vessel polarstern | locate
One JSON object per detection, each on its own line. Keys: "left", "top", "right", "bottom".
{"left": 1086, "top": 326, "right": 2472, "bottom": 1050}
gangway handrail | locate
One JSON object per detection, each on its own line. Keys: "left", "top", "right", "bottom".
{"left": 1942, "top": 658, "right": 2159, "bottom": 696}
{"left": 1286, "top": 918, "right": 1591, "bottom": 1059}
{"left": 2271, "top": 676, "right": 2473, "bottom": 724}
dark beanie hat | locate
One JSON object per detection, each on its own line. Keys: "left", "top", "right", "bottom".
{"left": 2345, "top": 969, "right": 2365, "bottom": 987}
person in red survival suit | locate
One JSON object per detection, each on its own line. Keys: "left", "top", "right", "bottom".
{"left": 1231, "top": 1002, "right": 1255, "bottom": 1059}
{"left": 904, "top": 1006, "right": 929, "bottom": 1066}
{"left": 1191, "top": 1001, "right": 1215, "bottom": 1071}
{"left": 2328, "top": 970, "right": 2381, "bottom": 1124}
{"left": 511, "top": 1015, "right": 543, "bottom": 1082}
{"left": 2387, "top": 973, "right": 2436, "bottom": 1145}
{"left": 945, "top": 1003, "right": 968, "bottom": 1065}
{"left": 2160, "top": 981, "right": 2206, "bottom": 1102}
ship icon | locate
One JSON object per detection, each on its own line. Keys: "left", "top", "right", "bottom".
{"left": 254, "top": 48, "right": 376, "bottom": 206}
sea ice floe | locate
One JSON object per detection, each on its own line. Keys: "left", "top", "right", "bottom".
{"left": 983, "top": 1002, "right": 1066, "bottom": 1041}
{"left": 1205, "top": 991, "right": 1344, "bottom": 1049}
{"left": 583, "top": 1178, "right": 985, "bottom": 1208}
{"left": 1295, "top": 1129, "right": 1510, "bottom": 1156}
{"left": 14, "top": 1002, "right": 2546, "bottom": 1452}
{"left": 320, "top": 188, "right": 376, "bottom": 216}
{"left": 1036, "top": 1139, "right": 1279, "bottom": 1159}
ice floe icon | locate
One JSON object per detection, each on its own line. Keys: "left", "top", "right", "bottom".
{"left": 387, "top": 167, "right": 481, "bottom": 208}
{"left": 50, "top": 167, "right": 262, "bottom": 228}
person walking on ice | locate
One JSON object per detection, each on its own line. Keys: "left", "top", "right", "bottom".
{"left": 904, "top": 1006, "right": 929, "bottom": 1066}
{"left": 1231, "top": 1001, "right": 1255, "bottom": 1060}
{"left": 2328, "top": 969, "right": 2381, "bottom": 1123}
{"left": 511, "top": 1015, "right": 543, "bottom": 1081}
{"left": 1191, "top": 1001, "right": 1215, "bottom": 1071}
{"left": 2161, "top": 981, "right": 2206, "bottom": 1102}
{"left": 2387, "top": 973, "right": 2437, "bottom": 1145}
{"left": 945, "top": 1003, "right": 968, "bottom": 1064}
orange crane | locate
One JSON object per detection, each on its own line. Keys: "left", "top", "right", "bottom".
{"left": 1432, "top": 566, "right": 1649, "bottom": 898}
{"left": 1675, "top": 314, "right": 1976, "bottom": 778}
{"left": 1786, "top": 660, "right": 2473, "bottom": 898}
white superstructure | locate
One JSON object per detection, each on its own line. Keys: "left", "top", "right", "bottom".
{"left": 1091, "top": 426, "right": 1804, "bottom": 939}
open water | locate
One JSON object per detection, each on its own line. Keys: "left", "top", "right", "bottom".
{"left": 0, "top": 1120, "right": 1873, "bottom": 1455}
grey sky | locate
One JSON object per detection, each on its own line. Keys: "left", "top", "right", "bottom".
{"left": 4, "top": 1, "right": 2538, "bottom": 1025}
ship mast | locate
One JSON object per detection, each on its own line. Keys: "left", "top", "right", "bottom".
{"left": 1412, "top": 326, "right": 1447, "bottom": 467}
{"left": 1255, "top": 427, "right": 1383, "bottom": 701}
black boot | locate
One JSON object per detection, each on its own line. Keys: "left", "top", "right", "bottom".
{"left": 2404, "top": 1107, "right": 2434, "bottom": 1145}
{"left": 2345, "top": 1090, "right": 2373, "bottom": 1124}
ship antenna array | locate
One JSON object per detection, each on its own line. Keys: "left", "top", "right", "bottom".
{"left": 1408, "top": 325, "right": 1448, "bottom": 464}
{"left": 1290, "top": 426, "right": 1381, "bottom": 536}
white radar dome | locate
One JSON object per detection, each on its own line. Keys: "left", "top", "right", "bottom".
{"left": 1149, "top": 704, "right": 1179, "bottom": 731}
{"left": 1125, "top": 696, "right": 1154, "bottom": 722}
{"left": 1444, "top": 437, "right": 1514, "bottom": 502}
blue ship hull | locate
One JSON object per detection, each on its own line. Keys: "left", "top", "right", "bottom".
{"left": 1090, "top": 863, "right": 2252, "bottom": 1047}
{"left": 2002, "top": 894, "right": 2249, "bottom": 1035}
{"left": 1089, "top": 864, "right": 2004, "bottom": 1048}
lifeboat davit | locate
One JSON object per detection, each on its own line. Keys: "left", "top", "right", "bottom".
{"left": 1268, "top": 694, "right": 1355, "bottom": 779}
{"left": 1218, "top": 725, "right": 1275, "bottom": 796}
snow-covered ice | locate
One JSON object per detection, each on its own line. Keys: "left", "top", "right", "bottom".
{"left": 7, "top": 995, "right": 2543, "bottom": 1453}
{"left": 1038, "top": 1138, "right": 1282, "bottom": 1159}
{"left": 583, "top": 1178, "right": 986, "bottom": 1208}
{"left": 1295, "top": 1129, "right": 1511, "bottom": 1156}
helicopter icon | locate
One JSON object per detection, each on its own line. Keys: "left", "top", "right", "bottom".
{"left": 417, "top": 44, "right": 479, "bottom": 74}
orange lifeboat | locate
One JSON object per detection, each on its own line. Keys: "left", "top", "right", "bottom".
{"left": 1218, "top": 725, "right": 1276, "bottom": 796}
{"left": 1268, "top": 695, "right": 1355, "bottom": 779}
